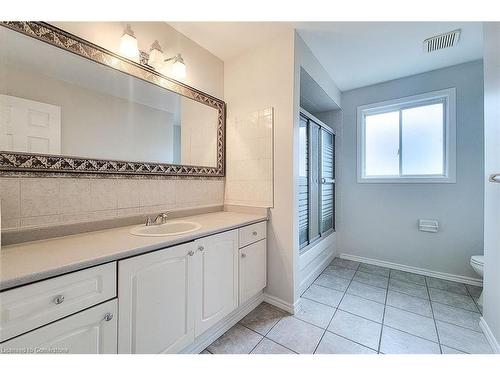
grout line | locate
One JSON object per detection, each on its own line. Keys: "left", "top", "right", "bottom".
{"left": 300, "top": 295, "right": 341, "bottom": 309}
{"left": 385, "top": 303, "right": 434, "bottom": 320}
{"left": 388, "top": 285, "right": 431, "bottom": 301}
{"left": 248, "top": 335, "right": 266, "bottom": 354}
{"left": 388, "top": 286, "right": 430, "bottom": 301}
{"left": 389, "top": 273, "right": 427, "bottom": 287}
{"left": 259, "top": 314, "right": 300, "bottom": 354}
{"left": 427, "top": 294, "right": 481, "bottom": 314}
{"left": 325, "top": 331, "right": 379, "bottom": 353}
{"left": 425, "top": 276, "right": 443, "bottom": 354}
{"left": 465, "top": 282, "right": 484, "bottom": 315}
{"left": 313, "top": 281, "right": 350, "bottom": 294}
{"left": 289, "top": 312, "right": 334, "bottom": 331}
{"left": 262, "top": 335, "right": 299, "bottom": 354}
{"left": 242, "top": 306, "right": 301, "bottom": 354}
{"left": 312, "top": 311, "right": 336, "bottom": 354}
{"left": 321, "top": 264, "right": 357, "bottom": 280}
{"left": 313, "top": 265, "right": 358, "bottom": 354}
{"left": 344, "top": 289, "right": 386, "bottom": 305}
{"left": 433, "top": 317, "right": 483, "bottom": 333}
{"left": 440, "top": 344, "right": 469, "bottom": 354}
{"left": 428, "top": 285, "right": 477, "bottom": 298}
{"left": 349, "top": 276, "right": 389, "bottom": 291}
{"left": 377, "top": 268, "right": 391, "bottom": 353}
{"left": 383, "top": 324, "right": 440, "bottom": 345}
{"left": 335, "top": 307, "right": 383, "bottom": 325}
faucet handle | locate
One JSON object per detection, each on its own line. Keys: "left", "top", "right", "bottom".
{"left": 154, "top": 212, "right": 169, "bottom": 225}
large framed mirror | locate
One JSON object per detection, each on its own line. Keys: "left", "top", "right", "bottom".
{"left": 0, "top": 22, "right": 225, "bottom": 177}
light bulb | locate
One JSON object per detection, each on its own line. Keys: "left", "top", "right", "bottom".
{"left": 172, "top": 54, "right": 186, "bottom": 79}
{"left": 157, "top": 61, "right": 170, "bottom": 76}
{"left": 120, "top": 24, "right": 139, "bottom": 61}
{"left": 148, "top": 40, "right": 164, "bottom": 70}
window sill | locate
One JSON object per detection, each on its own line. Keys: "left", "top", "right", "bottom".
{"left": 357, "top": 176, "right": 456, "bottom": 184}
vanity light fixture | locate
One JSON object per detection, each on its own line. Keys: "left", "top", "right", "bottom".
{"left": 119, "top": 24, "right": 139, "bottom": 61}
{"left": 118, "top": 27, "right": 186, "bottom": 79}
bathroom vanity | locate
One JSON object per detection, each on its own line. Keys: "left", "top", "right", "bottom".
{"left": 0, "top": 22, "right": 269, "bottom": 354}
{"left": 0, "top": 211, "right": 268, "bottom": 354}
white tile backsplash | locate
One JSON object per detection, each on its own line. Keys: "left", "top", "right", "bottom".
{"left": 20, "top": 178, "right": 60, "bottom": 217}
{"left": 0, "top": 178, "right": 20, "bottom": 220}
{"left": 90, "top": 179, "right": 118, "bottom": 211}
{"left": 1, "top": 177, "right": 224, "bottom": 230}
{"left": 225, "top": 107, "right": 274, "bottom": 207}
{"left": 59, "top": 179, "right": 91, "bottom": 214}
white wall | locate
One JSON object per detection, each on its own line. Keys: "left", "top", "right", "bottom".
{"left": 339, "top": 60, "right": 484, "bottom": 279}
{"left": 293, "top": 33, "right": 342, "bottom": 301}
{"left": 482, "top": 22, "right": 500, "bottom": 349}
{"left": 224, "top": 30, "right": 296, "bottom": 307}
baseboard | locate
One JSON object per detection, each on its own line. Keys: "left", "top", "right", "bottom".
{"left": 298, "top": 250, "right": 336, "bottom": 296}
{"left": 340, "top": 253, "right": 483, "bottom": 287}
{"left": 479, "top": 317, "right": 500, "bottom": 354}
{"left": 181, "top": 291, "right": 264, "bottom": 354}
{"left": 263, "top": 293, "right": 297, "bottom": 314}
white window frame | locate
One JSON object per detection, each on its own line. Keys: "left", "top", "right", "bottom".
{"left": 357, "top": 88, "right": 456, "bottom": 184}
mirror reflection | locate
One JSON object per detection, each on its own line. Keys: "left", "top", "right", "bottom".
{"left": 0, "top": 26, "right": 219, "bottom": 168}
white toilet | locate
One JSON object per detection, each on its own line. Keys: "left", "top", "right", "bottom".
{"left": 470, "top": 255, "right": 484, "bottom": 305}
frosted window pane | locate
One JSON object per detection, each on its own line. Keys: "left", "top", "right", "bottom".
{"left": 402, "top": 103, "right": 444, "bottom": 175}
{"left": 365, "top": 111, "right": 400, "bottom": 176}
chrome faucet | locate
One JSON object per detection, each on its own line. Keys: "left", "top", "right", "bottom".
{"left": 145, "top": 212, "right": 169, "bottom": 226}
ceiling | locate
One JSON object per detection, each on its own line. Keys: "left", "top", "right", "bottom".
{"left": 168, "top": 22, "right": 294, "bottom": 61}
{"left": 168, "top": 22, "right": 483, "bottom": 91}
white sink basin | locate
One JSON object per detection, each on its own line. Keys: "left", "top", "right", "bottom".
{"left": 130, "top": 221, "right": 202, "bottom": 237}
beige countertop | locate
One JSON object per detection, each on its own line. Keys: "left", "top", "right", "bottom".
{"left": 0, "top": 211, "right": 267, "bottom": 291}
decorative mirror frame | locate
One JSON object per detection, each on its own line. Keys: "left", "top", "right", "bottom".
{"left": 0, "top": 21, "right": 225, "bottom": 178}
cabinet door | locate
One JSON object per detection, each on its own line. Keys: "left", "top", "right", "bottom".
{"left": 194, "top": 230, "right": 238, "bottom": 336}
{"left": 0, "top": 300, "right": 117, "bottom": 354}
{"left": 239, "top": 239, "right": 267, "bottom": 305}
{"left": 118, "top": 243, "right": 195, "bottom": 354}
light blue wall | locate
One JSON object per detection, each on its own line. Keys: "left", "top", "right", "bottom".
{"left": 339, "top": 60, "right": 484, "bottom": 278}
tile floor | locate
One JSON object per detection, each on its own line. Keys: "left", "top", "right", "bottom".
{"left": 203, "top": 257, "right": 492, "bottom": 354}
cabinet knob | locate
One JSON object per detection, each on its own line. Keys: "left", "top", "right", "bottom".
{"left": 53, "top": 295, "right": 65, "bottom": 305}
{"left": 241, "top": 253, "right": 246, "bottom": 258}
{"left": 252, "top": 231, "right": 258, "bottom": 236}
{"left": 197, "top": 246, "right": 204, "bottom": 252}
{"left": 103, "top": 313, "right": 113, "bottom": 322}
{"left": 188, "top": 251, "right": 195, "bottom": 257}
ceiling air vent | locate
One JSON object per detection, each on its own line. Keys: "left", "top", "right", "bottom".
{"left": 423, "top": 29, "right": 461, "bottom": 53}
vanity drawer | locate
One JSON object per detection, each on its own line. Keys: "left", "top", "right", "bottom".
{"left": 0, "top": 262, "right": 116, "bottom": 342}
{"left": 239, "top": 221, "right": 267, "bottom": 248}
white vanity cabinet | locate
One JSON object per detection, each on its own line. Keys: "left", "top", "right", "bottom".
{"left": 239, "top": 239, "right": 267, "bottom": 305}
{"left": 0, "top": 262, "right": 116, "bottom": 342}
{"left": 0, "top": 300, "right": 118, "bottom": 354}
{"left": 238, "top": 223, "right": 267, "bottom": 305}
{"left": 193, "top": 230, "right": 238, "bottom": 336}
{"left": 1, "top": 219, "right": 267, "bottom": 355}
{"left": 117, "top": 242, "right": 195, "bottom": 354}
{"left": 117, "top": 230, "right": 239, "bottom": 353}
